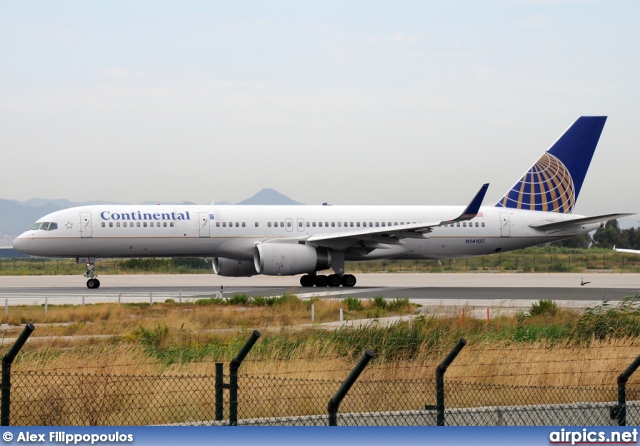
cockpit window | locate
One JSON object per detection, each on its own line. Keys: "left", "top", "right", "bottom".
{"left": 29, "top": 222, "right": 58, "bottom": 231}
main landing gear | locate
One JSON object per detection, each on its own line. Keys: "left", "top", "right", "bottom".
{"left": 299, "top": 273, "right": 356, "bottom": 288}
{"left": 84, "top": 261, "right": 100, "bottom": 289}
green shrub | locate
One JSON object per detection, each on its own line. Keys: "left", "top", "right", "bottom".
{"left": 373, "top": 296, "right": 387, "bottom": 310}
{"left": 227, "top": 294, "right": 250, "bottom": 305}
{"left": 529, "top": 300, "right": 559, "bottom": 317}
{"left": 343, "top": 297, "right": 364, "bottom": 311}
{"left": 573, "top": 294, "right": 640, "bottom": 341}
{"left": 194, "top": 298, "right": 225, "bottom": 306}
{"left": 388, "top": 298, "right": 410, "bottom": 312}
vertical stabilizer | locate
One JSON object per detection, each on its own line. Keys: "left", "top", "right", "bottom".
{"left": 496, "top": 116, "right": 606, "bottom": 213}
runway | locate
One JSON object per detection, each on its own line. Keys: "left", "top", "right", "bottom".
{"left": 0, "top": 273, "right": 638, "bottom": 308}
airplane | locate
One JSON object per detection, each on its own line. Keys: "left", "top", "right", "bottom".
{"left": 13, "top": 116, "right": 633, "bottom": 289}
{"left": 613, "top": 246, "right": 640, "bottom": 254}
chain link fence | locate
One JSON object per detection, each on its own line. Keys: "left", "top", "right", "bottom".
{"left": 6, "top": 371, "right": 639, "bottom": 426}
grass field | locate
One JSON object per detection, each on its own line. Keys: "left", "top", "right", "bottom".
{"left": 3, "top": 293, "right": 640, "bottom": 390}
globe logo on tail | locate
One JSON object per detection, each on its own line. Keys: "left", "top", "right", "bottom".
{"left": 497, "top": 153, "right": 575, "bottom": 213}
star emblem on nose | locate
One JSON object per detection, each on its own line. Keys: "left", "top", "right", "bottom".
{"left": 65, "top": 222, "right": 74, "bottom": 229}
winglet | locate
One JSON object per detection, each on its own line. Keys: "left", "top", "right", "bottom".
{"left": 441, "top": 183, "right": 489, "bottom": 224}
{"left": 459, "top": 183, "right": 489, "bottom": 220}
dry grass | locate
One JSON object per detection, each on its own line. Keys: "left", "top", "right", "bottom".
{"left": 3, "top": 297, "right": 640, "bottom": 391}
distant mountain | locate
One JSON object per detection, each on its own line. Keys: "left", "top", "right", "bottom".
{"left": 0, "top": 189, "right": 302, "bottom": 241}
{"left": 236, "top": 188, "right": 302, "bottom": 205}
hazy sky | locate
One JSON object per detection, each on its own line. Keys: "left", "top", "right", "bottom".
{"left": 1, "top": 1, "right": 639, "bottom": 218}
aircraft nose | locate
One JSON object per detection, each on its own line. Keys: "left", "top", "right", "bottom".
{"left": 12, "top": 234, "right": 30, "bottom": 254}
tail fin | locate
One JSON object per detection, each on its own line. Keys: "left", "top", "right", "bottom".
{"left": 495, "top": 116, "right": 607, "bottom": 213}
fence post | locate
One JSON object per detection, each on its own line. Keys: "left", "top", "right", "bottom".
{"left": 2, "top": 323, "right": 35, "bottom": 426}
{"left": 327, "top": 349, "right": 375, "bottom": 426}
{"left": 435, "top": 338, "right": 467, "bottom": 426}
{"left": 612, "top": 354, "right": 640, "bottom": 426}
{"left": 215, "top": 362, "right": 225, "bottom": 421}
{"left": 229, "top": 330, "right": 261, "bottom": 426}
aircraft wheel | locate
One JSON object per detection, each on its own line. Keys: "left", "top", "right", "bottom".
{"left": 328, "top": 274, "right": 342, "bottom": 287}
{"left": 87, "top": 279, "right": 99, "bottom": 289}
{"left": 341, "top": 274, "right": 356, "bottom": 287}
{"left": 300, "top": 275, "right": 314, "bottom": 287}
{"left": 95, "top": 279, "right": 101, "bottom": 288}
{"left": 314, "top": 275, "right": 328, "bottom": 287}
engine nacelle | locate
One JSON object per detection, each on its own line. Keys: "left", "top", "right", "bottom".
{"left": 254, "top": 243, "right": 331, "bottom": 276}
{"left": 212, "top": 257, "right": 258, "bottom": 277}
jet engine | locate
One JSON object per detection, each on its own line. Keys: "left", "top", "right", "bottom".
{"left": 254, "top": 243, "right": 331, "bottom": 276}
{"left": 212, "top": 257, "right": 258, "bottom": 277}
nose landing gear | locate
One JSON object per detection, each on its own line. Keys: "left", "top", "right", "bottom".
{"left": 83, "top": 259, "right": 100, "bottom": 289}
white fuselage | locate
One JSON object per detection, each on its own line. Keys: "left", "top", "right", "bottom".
{"left": 13, "top": 204, "right": 600, "bottom": 262}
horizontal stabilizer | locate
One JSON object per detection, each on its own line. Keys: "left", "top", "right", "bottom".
{"left": 529, "top": 213, "right": 634, "bottom": 231}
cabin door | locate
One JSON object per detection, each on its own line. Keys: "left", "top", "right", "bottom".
{"left": 500, "top": 213, "right": 510, "bottom": 237}
{"left": 199, "top": 212, "right": 210, "bottom": 237}
{"left": 80, "top": 212, "right": 92, "bottom": 238}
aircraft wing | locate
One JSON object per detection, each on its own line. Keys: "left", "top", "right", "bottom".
{"left": 614, "top": 246, "right": 640, "bottom": 255}
{"left": 529, "top": 213, "right": 634, "bottom": 231}
{"left": 305, "top": 183, "right": 489, "bottom": 248}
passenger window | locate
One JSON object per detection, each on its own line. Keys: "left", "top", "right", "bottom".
{"left": 331, "top": 222, "right": 335, "bottom": 227}
{"left": 306, "top": 222, "right": 310, "bottom": 227}
{"left": 481, "top": 222, "right": 485, "bottom": 227}
{"left": 268, "top": 222, "right": 271, "bottom": 227}
{"left": 338, "top": 222, "right": 342, "bottom": 227}
{"left": 116, "top": 222, "right": 121, "bottom": 227}
{"left": 375, "top": 222, "right": 379, "bottom": 227}
{"left": 255, "top": 222, "right": 259, "bottom": 227}
{"left": 235, "top": 222, "right": 239, "bottom": 227}
{"left": 242, "top": 222, "right": 246, "bottom": 227}
{"left": 101, "top": 222, "right": 105, "bottom": 227}
{"left": 287, "top": 221, "right": 292, "bottom": 227}
{"left": 163, "top": 222, "right": 167, "bottom": 227}
{"left": 170, "top": 222, "right": 174, "bottom": 227}
{"left": 137, "top": 222, "right": 141, "bottom": 227}
{"left": 463, "top": 222, "right": 466, "bottom": 227}
{"left": 357, "top": 222, "right": 360, "bottom": 227}
{"left": 299, "top": 221, "right": 303, "bottom": 228}
{"left": 319, "top": 222, "right": 323, "bottom": 227}
{"left": 109, "top": 222, "right": 113, "bottom": 227}
{"left": 143, "top": 222, "right": 147, "bottom": 227}
{"left": 312, "top": 222, "right": 316, "bottom": 227}
{"left": 216, "top": 222, "right": 220, "bottom": 227}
